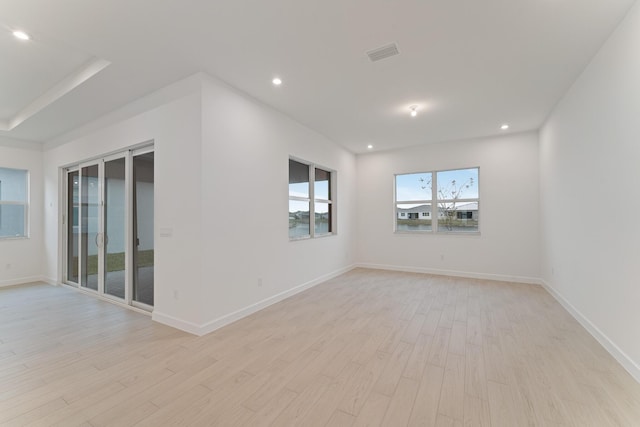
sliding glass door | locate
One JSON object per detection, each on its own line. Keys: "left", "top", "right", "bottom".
{"left": 67, "top": 170, "right": 80, "bottom": 284}
{"left": 80, "top": 162, "right": 100, "bottom": 291}
{"left": 64, "top": 147, "right": 154, "bottom": 310}
{"left": 104, "top": 157, "right": 127, "bottom": 299}
{"left": 132, "top": 151, "right": 154, "bottom": 307}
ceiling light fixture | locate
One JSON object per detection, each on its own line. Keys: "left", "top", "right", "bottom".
{"left": 409, "top": 105, "right": 418, "bottom": 117}
{"left": 13, "top": 30, "right": 30, "bottom": 41}
{"left": 367, "top": 144, "right": 373, "bottom": 149}
{"left": 272, "top": 77, "right": 282, "bottom": 86}
{"left": 501, "top": 124, "right": 509, "bottom": 130}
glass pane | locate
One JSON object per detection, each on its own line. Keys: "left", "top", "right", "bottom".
{"left": 0, "top": 167, "right": 28, "bottom": 239}
{"left": 314, "top": 168, "right": 330, "bottom": 200}
{"left": 437, "top": 201, "right": 479, "bottom": 233}
{"left": 81, "top": 165, "right": 99, "bottom": 291}
{"left": 396, "top": 172, "right": 432, "bottom": 201}
{"left": 289, "top": 200, "right": 310, "bottom": 238}
{"left": 0, "top": 205, "right": 26, "bottom": 238}
{"left": 436, "top": 168, "right": 478, "bottom": 200}
{"left": 315, "top": 202, "right": 331, "bottom": 235}
{"left": 104, "top": 158, "right": 126, "bottom": 299}
{"left": 0, "top": 167, "right": 27, "bottom": 202}
{"left": 289, "top": 159, "right": 309, "bottom": 198}
{"left": 67, "top": 171, "right": 79, "bottom": 283}
{"left": 133, "top": 152, "right": 154, "bottom": 306}
{"left": 396, "top": 203, "right": 432, "bottom": 232}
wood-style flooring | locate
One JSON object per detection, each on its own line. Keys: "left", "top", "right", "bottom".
{"left": 1, "top": 268, "right": 640, "bottom": 426}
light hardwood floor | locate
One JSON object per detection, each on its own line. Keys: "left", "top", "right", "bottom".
{"left": 1, "top": 269, "right": 640, "bottom": 426}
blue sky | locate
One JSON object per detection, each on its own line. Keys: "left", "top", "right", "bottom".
{"left": 289, "top": 180, "right": 330, "bottom": 213}
{"left": 396, "top": 168, "right": 478, "bottom": 203}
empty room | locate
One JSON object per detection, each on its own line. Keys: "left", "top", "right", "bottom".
{"left": 1, "top": 0, "right": 640, "bottom": 425}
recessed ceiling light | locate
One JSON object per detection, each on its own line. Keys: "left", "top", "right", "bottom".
{"left": 272, "top": 77, "right": 282, "bottom": 86}
{"left": 500, "top": 124, "right": 509, "bottom": 130}
{"left": 367, "top": 144, "right": 373, "bottom": 149}
{"left": 13, "top": 30, "right": 30, "bottom": 41}
{"left": 409, "top": 105, "right": 418, "bottom": 117}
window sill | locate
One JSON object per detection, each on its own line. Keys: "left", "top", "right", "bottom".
{"left": 289, "top": 232, "right": 336, "bottom": 242}
{"left": 0, "top": 236, "right": 29, "bottom": 241}
{"left": 394, "top": 230, "right": 480, "bottom": 237}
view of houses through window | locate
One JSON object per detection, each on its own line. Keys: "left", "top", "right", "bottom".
{"left": 289, "top": 159, "right": 333, "bottom": 239}
{"left": 395, "top": 167, "right": 479, "bottom": 233}
{"left": 0, "top": 167, "right": 28, "bottom": 238}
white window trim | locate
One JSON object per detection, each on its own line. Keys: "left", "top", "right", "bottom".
{"left": 289, "top": 157, "right": 335, "bottom": 240}
{"left": 394, "top": 167, "right": 480, "bottom": 235}
{"left": 0, "top": 168, "right": 30, "bottom": 240}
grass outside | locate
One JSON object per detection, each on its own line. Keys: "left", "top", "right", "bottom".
{"left": 439, "top": 219, "right": 479, "bottom": 228}
{"left": 397, "top": 219, "right": 478, "bottom": 228}
{"left": 397, "top": 219, "right": 432, "bottom": 227}
{"left": 72, "top": 250, "right": 154, "bottom": 276}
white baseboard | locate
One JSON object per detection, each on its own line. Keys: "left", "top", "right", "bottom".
{"left": 153, "top": 264, "right": 357, "bottom": 336}
{"left": 541, "top": 279, "right": 640, "bottom": 384}
{"left": 0, "top": 275, "right": 46, "bottom": 288}
{"left": 356, "top": 263, "right": 543, "bottom": 285}
{"left": 152, "top": 311, "right": 203, "bottom": 336}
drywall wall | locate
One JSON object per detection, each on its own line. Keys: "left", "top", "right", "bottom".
{"left": 197, "top": 76, "right": 357, "bottom": 332}
{"left": 0, "top": 140, "right": 43, "bottom": 286}
{"left": 42, "top": 77, "right": 204, "bottom": 327}
{"left": 356, "top": 132, "right": 540, "bottom": 282}
{"left": 540, "top": 2, "right": 640, "bottom": 380}
{"left": 41, "top": 73, "right": 356, "bottom": 333}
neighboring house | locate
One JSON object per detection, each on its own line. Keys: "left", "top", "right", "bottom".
{"left": 397, "top": 202, "right": 478, "bottom": 220}
{"left": 397, "top": 204, "right": 433, "bottom": 219}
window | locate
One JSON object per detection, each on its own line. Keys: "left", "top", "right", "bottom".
{"left": 0, "top": 167, "right": 28, "bottom": 238}
{"left": 395, "top": 167, "right": 479, "bottom": 233}
{"left": 289, "top": 159, "right": 334, "bottom": 239}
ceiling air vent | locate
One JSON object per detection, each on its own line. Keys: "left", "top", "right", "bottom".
{"left": 366, "top": 43, "right": 399, "bottom": 62}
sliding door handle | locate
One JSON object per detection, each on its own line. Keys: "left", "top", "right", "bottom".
{"left": 94, "top": 233, "right": 106, "bottom": 248}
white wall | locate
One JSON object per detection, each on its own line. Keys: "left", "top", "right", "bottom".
{"left": 540, "top": 2, "right": 640, "bottom": 380}
{"left": 197, "top": 76, "right": 357, "bottom": 331}
{"left": 43, "top": 79, "right": 204, "bottom": 327}
{"left": 0, "top": 140, "right": 44, "bottom": 286}
{"left": 357, "top": 132, "right": 540, "bottom": 282}
{"left": 41, "top": 73, "right": 357, "bottom": 334}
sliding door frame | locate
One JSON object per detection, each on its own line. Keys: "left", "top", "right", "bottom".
{"left": 130, "top": 146, "right": 154, "bottom": 312}
{"left": 61, "top": 143, "right": 154, "bottom": 312}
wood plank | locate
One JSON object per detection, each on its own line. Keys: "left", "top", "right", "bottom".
{"left": 1, "top": 271, "right": 639, "bottom": 426}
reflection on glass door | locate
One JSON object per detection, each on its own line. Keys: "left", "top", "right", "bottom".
{"left": 67, "top": 170, "right": 80, "bottom": 284}
{"left": 133, "top": 152, "right": 154, "bottom": 307}
{"left": 104, "top": 157, "right": 126, "bottom": 299}
{"left": 80, "top": 164, "right": 100, "bottom": 291}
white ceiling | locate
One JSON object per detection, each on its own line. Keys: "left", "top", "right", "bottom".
{"left": 0, "top": 0, "right": 635, "bottom": 152}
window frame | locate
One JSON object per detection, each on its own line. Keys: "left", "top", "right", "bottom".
{"left": 0, "top": 167, "right": 30, "bottom": 240}
{"left": 394, "top": 167, "right": 480, "bottom": 235}
{"left": 289, "top": 157, "right": 335, "bottom": 240}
